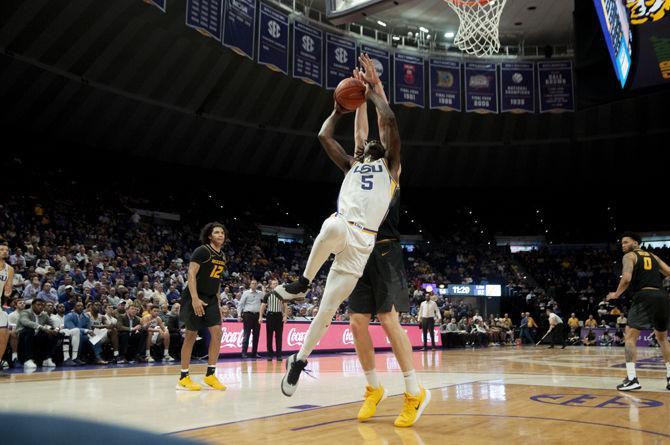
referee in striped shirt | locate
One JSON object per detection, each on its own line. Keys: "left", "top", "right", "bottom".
{"left": 260, "top": 279, "right": 288, "bottom": 361}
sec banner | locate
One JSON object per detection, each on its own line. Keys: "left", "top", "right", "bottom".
{"left": 257, "top": 3, "right": 289, "bottom": 74}
{"left": 222, "top": 0, "right": 256, "bottom": 59}
{"left": 145, "top": 0, "right": 166, "bottom": 12}
{"left": 429, "top": 58, "right": 461, "bottom": 111}
{"left": 538, "top": 61, "right": 575, "bottom": 113}
{"left": 465, "top": 62, "right": 498, "bottom": 113}
{"left": 359, "top": 45, "right": 390, "bottom": 94}
{"left": 394, "top": 53, "right": 424, "bottom": 107}
{"left": 293, "top": 21, "right": 323, "bottom": 86}
{"left": 500, "top": 62, "right": 535, "bottom": 113}
{"left": 186, "top": 0, "right": 224, "bottom": 41}
{"left": 326, "top": 33, "right": 357, "bottom": 89}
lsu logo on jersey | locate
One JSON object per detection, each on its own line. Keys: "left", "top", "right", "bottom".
{"left": 352, "top": 164, "right": 383, "bottom": 174}
{"left": 627, "top": 0, "right": 670, "bottom": 24}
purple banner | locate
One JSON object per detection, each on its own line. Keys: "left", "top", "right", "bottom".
{"left": 292, "top": 21, "right": 323, "bottom": 86}
{"left": 394, "top": 53, "right": 424, "bottom": 108}
{"left": 359, "top": 45, "right": 390, "bottom": 96}
{"left": 464, "top": 62, "right": 498, "bottom": 113}
{"left": 325, "top": 33, "right": 357, "bottom": 90}
{"left": 186, "top": 0, "right": 224, "bottom": 41}
{"left": 222, "top": 0, "right": 256, "bottom": 59}
{"left": 579, "top": 327, "right": 668, "bottom": 347}
{"left": 145, "top": 0, "right": 166, "bottom": 12}
{"left": 537, "top": 60, "right": 574, "bottom": 113}
{"left": 500, "top": 62, "right": 535, "bottom": 113}
{"left": 257, "top": 3, "right": 289, "bottom": 74}
{"left": 429, "top": 58, "right": 461, "bottom": 111}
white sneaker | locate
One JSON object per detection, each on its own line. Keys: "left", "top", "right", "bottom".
{"left": 146, "top": 356, "right": 155, "bottom": 363}
{"left": 163, "top": 355, "right": 175, "bottom": 362}
{"left": 24, "top": 360, "right": 37, "bottom": 369}
{"left": 43, "top": 358, "right": 56, "bottom": 368}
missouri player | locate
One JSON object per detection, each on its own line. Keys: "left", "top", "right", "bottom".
{"left": 177, "top": 222, "right": 228, "bottom": 391}
{"left": 274, "top": 71, "right": 431, "bottom": 427}
{"left": 348, "top": 53, "right": 427, "bottom": 428}
{"left": 606, "top": 232, "right": 670, "bottom": 391}
{"left": 0, "top": 240, "right": 15, "bottom": 378}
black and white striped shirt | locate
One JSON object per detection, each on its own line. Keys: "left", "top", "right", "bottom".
{"left": 262, "top": 292, "right": 284, "bottom": 314}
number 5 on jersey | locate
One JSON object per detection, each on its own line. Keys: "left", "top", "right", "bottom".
{"left": 361, "top": 175, "right": 374, "bottom": 190}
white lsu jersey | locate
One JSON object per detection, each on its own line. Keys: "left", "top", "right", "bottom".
{"left": 0, "top": 263, "right": 8, "bottom": 291}
{"left": 337, "top": 158, "right": 397, "bottom": 233}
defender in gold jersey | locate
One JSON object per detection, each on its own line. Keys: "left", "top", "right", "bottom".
{"left": 607, "top": 232, "right": 670, "bottom": 391}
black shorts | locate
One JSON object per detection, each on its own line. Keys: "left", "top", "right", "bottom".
{"left": 627, "top": 289, "right": 670, "bottom": 331}
{"left": 349, "top": 240, "right": 409, "bottom": 314}
{"left": 180, "top": 295, "right": 221, "bottom": 331}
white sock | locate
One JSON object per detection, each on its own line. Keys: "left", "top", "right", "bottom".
{"left": 12, "top": 352, "right": 17, "bottom": 360}
{"left": 72, "top": 351, "right": 78, "bottom": 360}
{"left": 113, "top": 350, "right": 119, "bottom": 357}
{"left": 164, "top": 349, "right": 169, "bottom": 356}
{"left": 626, "top": 362, "right": 636, "bottom": 380}
{"left": 297, "top": 270, "right": 358, "bottom": 360}
{"left": 63, "top": 351, "right": 70, "bottom": 361}
{"left": 146, "top": 349, "right": 150, "bottom": 357}
{"left": 403, "top": 369, "right": 420, "bottom": 395}
{"left": 666, "top": 362, "right": 670, "bottom": 378}
{"left": 364, "top": 369, "right": 380, "bottom": 388}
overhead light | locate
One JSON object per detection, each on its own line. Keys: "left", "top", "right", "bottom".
{"left": 426, "top": 34, "right": 431, "bottom": 39}
{"left": 392, "top": 35, "right": 401, "bottom": 41}
{"left": 444, "top": 31, "right": 455, "bottom": 38}
{"left": 377, "top": 20, "right": 387, "bottom": 27}
{"left": 419, "top": 26, "right": 429, "bottom": 33}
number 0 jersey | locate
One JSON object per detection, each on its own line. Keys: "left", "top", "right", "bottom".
{"left": 182, "top": 244, "right": 226, "bottom": 299}
{"left": 630, "top": 249, "right": 663, "bottom": 292}
{"left": 337, "top": 158, "right": 398, "bottom": 233}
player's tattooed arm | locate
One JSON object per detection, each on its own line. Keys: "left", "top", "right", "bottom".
{"left": 607, "top": 252, "right": 635, "bottom": 300}
{"left": 366, "top": 87, "right": 400, "bottom": 181}
{"left": 318, "top": 102, "right": 354, "bottom": 173}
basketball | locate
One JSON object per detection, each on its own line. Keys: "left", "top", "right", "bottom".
{"left": 335, "top": 78, "right": 366, "bottom": 111}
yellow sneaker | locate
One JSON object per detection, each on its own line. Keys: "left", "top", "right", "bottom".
{"left": 393, "top": 386, "right": 431, "bottom": 428}
{"left": 357, "top": 385, "right": 387, "bottom": 422}
{"left": 176, "top": 375, "right": 202, "bottom": 391}
{"left": 203, "top": 373, "right": 227, "bottom": 391}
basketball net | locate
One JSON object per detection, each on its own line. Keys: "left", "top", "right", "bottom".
{"left": 445, "top": 0, "right": 508, "bottom": 57}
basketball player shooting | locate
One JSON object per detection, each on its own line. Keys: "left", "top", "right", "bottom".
{"left": 273, "top": 61, "right": 431, "bottom": 425}
{"left": 347, "top": 54, "right": 430, "bottom": 428}
{"left": 606, "top": 232, "right": 670, "bottom": 391}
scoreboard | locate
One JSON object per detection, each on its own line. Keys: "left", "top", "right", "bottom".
{"left": 593, "top": 0, "right": 633, "bottom": 87}
{"left": 326, "top": 0, "right": 410, "bottom": 24}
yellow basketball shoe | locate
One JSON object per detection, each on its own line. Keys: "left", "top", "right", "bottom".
{"left": 176, "top": 375, "right": 202, "bottom": 391}
{"left": 203, "top": 374, "right": 227, "bottom": 391}
{"left": 393, "top": 386, "right": 431, "bottom": 428}
{"left": 357, "top": 385, "right": 387, "bottom": 422}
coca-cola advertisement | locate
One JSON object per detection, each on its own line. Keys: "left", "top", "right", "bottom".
{"left": 219, "top": 321, "right": 440, "bottom": 354}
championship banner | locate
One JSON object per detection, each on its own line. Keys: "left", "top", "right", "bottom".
{"left": 500, "top": 62, "right": 535, "bottom": 113}
{"left": 222, "top": 0, "right": 256, "bottom": 59}
{"left": 257, "top": 2, "right": 289, "bottom": 74}
{"left": 464, "top": 62, "right": 498, "bottom": 113}
{"left": 186, "top": 0, "right": 224, "bottom": 41}
{"left": 144, "top": 0, "right": 166, "bottom": 13}
{"left": 394, "top": 53, "right": 425, "bottom": 107}
{"left": 429, "top": 58, "right": 461, "bottom": 111}
{"left": 292, "top": 21, "right": 323, "bottom": 86}
{"left": 218, "top": 321, "right": 441, "bottom": 354}
{"left": 325, "top": 33, "right": 357, "bottom": 90}
{"left": 359, "top": 44, "right": 390, "bottom": 95}
{"left": 537, "top": 60, "right": 574, "bottom": 113}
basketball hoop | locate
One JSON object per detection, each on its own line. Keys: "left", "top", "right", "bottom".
{"left": 445, "top": 0, "right": 508, "bottom": 57}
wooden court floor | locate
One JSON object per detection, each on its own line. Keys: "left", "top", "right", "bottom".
{"left": 1, "top": 346, "right": 669, "bottom": 444}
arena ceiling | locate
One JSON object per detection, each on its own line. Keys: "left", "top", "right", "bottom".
{"left": 1, "top": 0, "right": 669, "bottom": 189}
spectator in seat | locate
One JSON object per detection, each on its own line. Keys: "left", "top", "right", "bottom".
{"left": 116, "top": 304, "right": 146, "bottom": 363}
{"left": 616, "top": 313, "right": 627, "bottom": 328}
{"left": 166, "top": 303, "right": 183, "bottom": 359}
{"left": 584, "top": 315, "right": 598, "bottom": 329}
{"left": 599, "top": 330, "right": 613, "bottom": 346}
{"left": 141, "top": 306, "right": 173, "bottom": 362}
{"left": 89, "top": 303, "right": 118, "bottom": 364}
{"left": 17, "top": 298, "right": 59, "bottom": 369}
{"left": 64, "top": 301, "right": 101, "bottom": 364}
{"left": 49, "top": 303, "right": 81, "bottom": 366}
{"left": 582, "top": 329, "right": 596, "bottom": 346}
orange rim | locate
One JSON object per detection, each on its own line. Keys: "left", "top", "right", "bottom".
{"left": 446, "top": 0, "right": 491, "bottom": 6}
